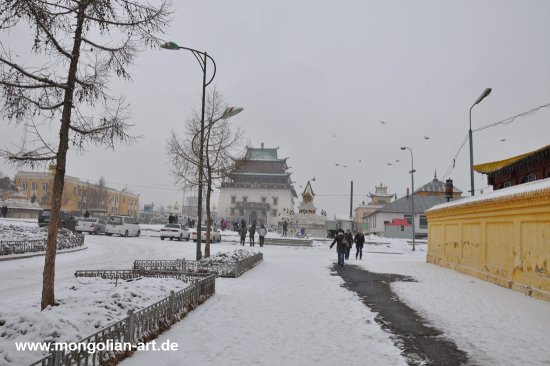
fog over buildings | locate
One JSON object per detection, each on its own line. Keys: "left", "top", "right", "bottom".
{"left": 1, "top": 1, "right": 549, "bottom": 217}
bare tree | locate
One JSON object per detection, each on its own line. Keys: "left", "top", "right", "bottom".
{"left": 0, "top": 0, "right": 171, "bottom": 309}
{"left": 166, "top": 89, "right": 248, "bottom": 257}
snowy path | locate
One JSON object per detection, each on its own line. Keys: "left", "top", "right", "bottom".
{"left": 122, "top": 246, "right": 407, "bottom": 366}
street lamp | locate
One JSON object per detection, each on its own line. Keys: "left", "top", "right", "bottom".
{"left": 400, "top": 146, "right": 416, "bottom": 251}
{"left": 469, "top": 88, "right": 492, "bottom": 196}
{"left": 161, "top": 40, "right": 216, "bottom": 261}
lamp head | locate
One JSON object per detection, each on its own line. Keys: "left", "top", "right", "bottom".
{"left": 400, "top": 147, "right": 407, "bottom": 150}
{"left": 221, "top": 107, "right": 244, "bottom": 119}
{"left": 474, "top": 88, "right": 492, "bottom": 105}
{"left": 160, "top": 41, "right": 181, "bottom": 50}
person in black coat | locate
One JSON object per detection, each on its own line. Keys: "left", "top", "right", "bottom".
{"left": 354, "top": 230, "right": 365, "bottom": 260}
{"left": 344, "top": 229, "right": 353, "bottom": 260}
{"left": 329, "top": 228, "right": 347, "bottom": 267}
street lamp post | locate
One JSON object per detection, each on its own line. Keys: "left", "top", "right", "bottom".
{"left": 162, "top": 41, "right": 243, "bottom": 260}
{"left": 161, "top": 41, "right": 217, "bottom": 261}
{"left": 469, "top": 88, "right": 492, "bottom": 196}
{"left": 400, "top": 146, "right": 416, "bottom": 251}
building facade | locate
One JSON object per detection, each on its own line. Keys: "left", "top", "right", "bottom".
{"left": 354, "top": 183, "right": 395, "bottom": 225}
{"left": 366, "top": 174, "right": 462, "bottom": 238}
{"left": 15, "top": 170, "right": 140, "bottom": 218}
{"left": 474, "top": 144, "right": 550, "bottom": 190}
{"left": 217, "top": 144, "right": 297, "bottom": 227}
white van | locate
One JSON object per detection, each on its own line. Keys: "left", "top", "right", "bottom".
{"left": 105, "top": 216, "right": 141, "bottom": 237}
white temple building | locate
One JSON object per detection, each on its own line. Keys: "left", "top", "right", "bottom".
{"left": 217, "top": 144, "right": 297, "bottom": 227}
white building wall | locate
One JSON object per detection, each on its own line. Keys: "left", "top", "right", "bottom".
{"left": 367, "top": 212, "right": 426, "bottom": 237}
{"left": 218, "top": 186, "right": 295, "bottom": 227}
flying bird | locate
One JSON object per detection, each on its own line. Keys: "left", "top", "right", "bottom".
{"left": 500, "top": 139, "right": 506, "bottom": 142}
{"left": 358, "top": 160, "right": 362, "bottom": 163}
{"left": 332, "top": 132, "right": 336, "bottom": 137}
{"left": 424, "top": 136, "right": 430, "bottom": 139}
{"left": 379, "top": 120, "right": 387, "bottom": 125}
{"left": 386, "top": 162, "right": 392, "bottom": 166}
{"left": 343, "top": 165, "right": 347, "bottom": 168}
{"left": 335, "top": 163, "right": 340, "bottom": 166}
{"left": 395, "top": 160, "right": 400, "bottom": 163}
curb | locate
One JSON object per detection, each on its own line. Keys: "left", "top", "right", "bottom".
{"left": 0, "top": 245, "right": 88, "bottom": 262}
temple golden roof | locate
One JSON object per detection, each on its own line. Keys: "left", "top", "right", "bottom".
{"left": 473, "top": 144, "right": 550, "bottom": 174}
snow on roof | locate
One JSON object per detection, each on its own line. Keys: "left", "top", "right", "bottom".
{"left": 427, "top": 177, "right": 550, "bottom": 212}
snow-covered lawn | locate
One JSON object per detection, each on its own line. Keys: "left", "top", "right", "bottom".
{"left": 0, "top": 220, "right": 549, "bottom": 365}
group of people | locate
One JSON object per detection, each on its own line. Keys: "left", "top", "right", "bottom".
{"left": 329, "top": 228, "right": 365, "bottom": 267}
{"left": 238, "top": 219, "right": 267, "bottom": 247}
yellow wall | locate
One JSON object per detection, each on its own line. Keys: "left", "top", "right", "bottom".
{"left": 15, "top": 172, "right": 140, "bottom": 218}
{"left": 426, "top": 183, "right": 550, "bottom": 301}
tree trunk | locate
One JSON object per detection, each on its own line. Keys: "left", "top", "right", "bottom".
{"left": 41, "top": 6, "right": 85, "bottom": 310}
{"left": 205, "top": 160, "right": 212, "bottom": 258}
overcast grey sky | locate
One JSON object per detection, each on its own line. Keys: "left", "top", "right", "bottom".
{"left": 1, "top": 0, "right": 550, "bottom": 218}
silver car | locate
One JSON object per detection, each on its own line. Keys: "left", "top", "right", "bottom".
{"left": 75, "top": 218, "right": 106, "bottom": 234}
{"left": 160, "top": 224, "right": 190, "bottom": 241}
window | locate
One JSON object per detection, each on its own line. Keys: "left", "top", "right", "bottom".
{"left": 231, "top": 196, "right": 236, "bottom": 204}
{"left": 401, "top": 226, "right": 404, "bottom": 231}
{"left": 42, "top": 182, "right": 48, "bottom": 191}
{"left": 261, "top": 197, "right": 267, "bottom": 203}
{"left": 522, "top": 173, "right": 537, "bottom": 183}
{"left": 21, "top": 182, "right": 27, "bottom": 190}
{"left": 272, "top": 209, "right": 277, "bottom": 217}
{"left": 31, "top": 182, "right": 38, "bottom": 191}
{"left": 272, "top": 197, "right": 278, "bottom": 206}
{"left": 230, "top": 208, "right": 235, "bottom": 216}
{"left": 419, "top": 215, "right": 428, "bottom": 229}
{"left": 404, "top": 215, "right": 413, "bottom": 225}
{"left": 502, "top": 181, "right": 512, "bottom": 188}
{"left": 242, "top": 196, "right": 248, "bottom": 202}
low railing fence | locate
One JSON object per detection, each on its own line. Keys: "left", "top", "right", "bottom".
{"left": 133, "top": 259, "right": 186, "bottom": 273}
{"left": 185, "top": 252, "right": 263, "bottom": 278}
{"left": 29, "top": 273, "right": 216, "bottom": 366}
{"left": 0, "top": 234, "right": 85, "bottom": 256}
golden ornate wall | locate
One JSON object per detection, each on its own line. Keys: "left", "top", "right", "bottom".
{"left": 426, "top": 181, "right": 550, "bottom": 301}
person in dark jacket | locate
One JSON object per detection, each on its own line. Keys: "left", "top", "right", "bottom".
{"left": 344, "top": 229, "right": 353, "bottom": 260}
{"left": 249, "top": 225, "right": 256, "bottom": 246}
{"left": 354, "top": 230, "right": 365, "bottom": 260}
{"left": 330, "top": 228, "right": 347, "bottom": 267}
{"left": 239, "top": 219, "right": 247, "bottom": 246}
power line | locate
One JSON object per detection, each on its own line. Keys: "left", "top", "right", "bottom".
{"left": 442, "top": 102, "right": 550, "bottom": 179}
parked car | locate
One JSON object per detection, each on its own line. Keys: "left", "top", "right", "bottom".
{"left": 191, "top": 226, "right": 222, "bottom": 243}
{"left": 75, "top": 218, "right": 106, "bottom": 234}
{"left": 160, "top": 224, "right": 190, "bottom": 241}
{"left": 38, "top": 209, "right": 77, "bottom": 230}
{"left": 105, "top": 215, "right": 141, "bottom": 237}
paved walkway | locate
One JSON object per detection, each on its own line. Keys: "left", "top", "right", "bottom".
{"left": 336, "top": 264, "right": 469, "bottom": 365}
{"left": 122, "top": 246, "right": 407, "bottom": 366}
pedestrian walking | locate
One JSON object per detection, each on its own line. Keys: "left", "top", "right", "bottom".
{"left": 249, "top": 224, "right": 256, "bottom": 246}
{"left": 329, "top": 228, "right": 348, "bottom": 267}
{"left": 282, "top": 221, "right": 288, "bottom": 237}
{"left": 168, "top": 214, "right": 174, "bottom": 224}
{"left": 239, "top": 222, "right": 247, "bottom": 246}
{"left": 344, "top": 229, "right": 353, "bottom": 260}
{"left": 258, "top": 224, "right": 267, "bottom": 247}
{"left": 354, "top": 229, "right": 365, "bottom": 260}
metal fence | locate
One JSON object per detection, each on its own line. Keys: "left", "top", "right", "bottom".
{"left": 29, "top": 273, "right": 216, "bottom": 366}
{"left": 133, "top": 259, "right": 186, "bottom": 273}
{"left": 0, "top": 234, "right": 85, "bottom": 256}
{"left": 185, "top": 252, "right": 264, "bottom": 277}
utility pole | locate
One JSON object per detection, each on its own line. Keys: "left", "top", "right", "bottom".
{"left": 350, "top": 180, "right": 353, "bottom": 219}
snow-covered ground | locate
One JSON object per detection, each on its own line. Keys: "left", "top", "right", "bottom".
{"left": 1, "top": 219, "right": 549, "bottom": 365}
